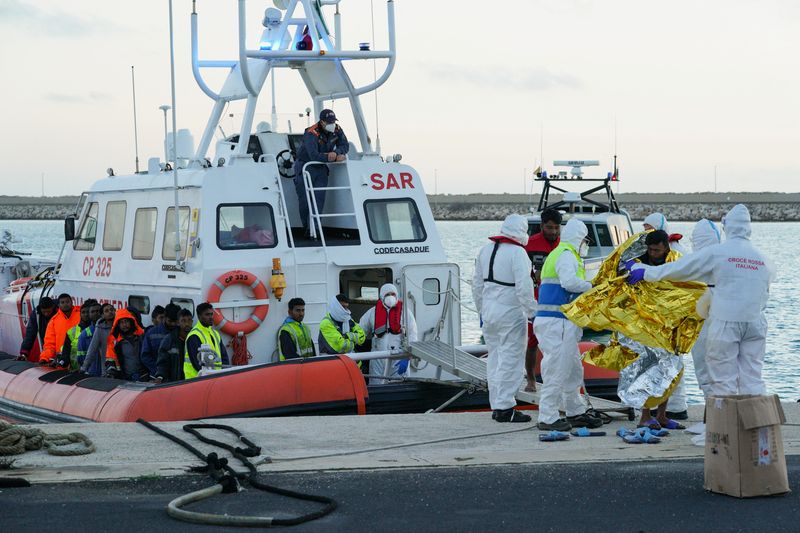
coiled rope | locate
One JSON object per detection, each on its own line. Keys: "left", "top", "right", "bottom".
{"left": 0, "top": 420, "right": 95, "bottom": 456}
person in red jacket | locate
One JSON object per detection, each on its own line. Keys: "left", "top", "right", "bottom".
{"left": 523, "top": 208, "right": 562, "bottom": 391}
{"left": 39, "top": 293, "right": 81, "bottom": 366}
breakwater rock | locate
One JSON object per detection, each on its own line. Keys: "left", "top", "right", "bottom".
{"left": 430, "top": 202, "right": 800, "bottom": 221}
{"left": 1, "top": 194, "right": 799, "bottom": 222}
{"left": 0, "top": 203, "right": 74, "bottom": 220}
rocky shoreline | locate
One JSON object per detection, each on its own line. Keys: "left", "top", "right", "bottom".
{"left": 430, "top": 201, "right": 800, "bottom": 221}
{"left": 1, "top": 194, "right": 799, "bottom": 221}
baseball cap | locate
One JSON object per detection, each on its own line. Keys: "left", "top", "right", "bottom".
{"left": 319, "top": 109, "right": 337, "bottom": 123}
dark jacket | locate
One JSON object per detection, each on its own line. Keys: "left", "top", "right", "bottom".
{"left": 19, "top": 304, "right": 53, "bottom": 358}
{"left": 156, "top": 328, "right": 186, "bottom": 382}
{"left": 81, "top": 317, "right": 113, "bottom": 376}
{"left": 295, "top": 123, "right": 349, "bottom": 165}
{"left": 140, "top": 324, "right": 173, "bottom": 375}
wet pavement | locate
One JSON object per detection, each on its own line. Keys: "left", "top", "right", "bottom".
{"left": 2, "top": 458, "right": 798, "bottom": 532}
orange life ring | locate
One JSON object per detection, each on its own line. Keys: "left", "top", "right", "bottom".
{"left": 207, "top": 270, "right": 269, "bottom": 336}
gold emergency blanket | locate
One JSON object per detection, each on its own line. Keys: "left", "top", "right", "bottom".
{"left": 563, "top": 232, "right": 707, "bottom": 408}
{"left": 563, "top": 233, "right": 706, "bottom": 354}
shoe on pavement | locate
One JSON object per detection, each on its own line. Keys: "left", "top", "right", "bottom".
{"left": 537, "top": 418, "right": 572, "bottom": 432}
{"left": 567, "top": 412, "right": 604, "bottom": 429}
{"left": 495, "top": 408, "right": 532, "bottom": 423}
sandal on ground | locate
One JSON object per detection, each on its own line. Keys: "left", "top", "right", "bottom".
{"left": 570, "top": 427, "right": 607, "bottom": 437}
{"left": 616, "top": 428, "right": 661, "bottom": 444}
{"left": 637, "top": 418, "right": 661, "bottom": 430}
{"left": 539, "top": 431, "right": 570, "bottom": 442}
{"left": 659, "top": 418, "right": 685, "bottom": 430}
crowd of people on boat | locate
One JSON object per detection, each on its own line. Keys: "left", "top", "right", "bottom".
{"left": 18, "top": 297, "right": 230, "bottom": 383}
{"left": 16, "top": 279, "right": 415, "bottom": 385}
{"left": 473, "top": 204, "right": 774, "bottom": 431}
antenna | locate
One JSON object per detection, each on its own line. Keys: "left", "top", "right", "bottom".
{"left": 167, "top": 0, "right": 182, "bottom": 270}
{"left": 131, "top": 66, "right": 140, "bottom": 174}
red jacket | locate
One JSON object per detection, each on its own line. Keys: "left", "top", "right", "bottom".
{"left": 40, "top": 306, "right": 81, "bottom": 363}
{"left": 525, "top": 232, "right": 560, "bottom": 298}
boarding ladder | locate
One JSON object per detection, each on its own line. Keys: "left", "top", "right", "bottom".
{"left": 408, "top": 340, "right": 627, "bottom": 411}
{"left": 270, "top": 160, "right": 356, "bottom": 347}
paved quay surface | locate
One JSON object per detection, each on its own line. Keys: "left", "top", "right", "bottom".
{"left": 3, "top": 403, "right": 800, "bottom": 484}
{"left": 2, "top": 459, "right": 799, "bottom": 532}
{"left": 2, "top": 403, "right": 799, "bottom": 532}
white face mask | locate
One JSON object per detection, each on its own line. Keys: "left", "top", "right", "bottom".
{"left": 324, "top": 123, "right": 336, "bottom": 133}
{"left": 578, "top": 241, "right": 589, "bottom": 257}
{"left": 383, "top": 295, "right": 398, "bottom": 308}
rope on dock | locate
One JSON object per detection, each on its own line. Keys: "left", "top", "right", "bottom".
{"left": 0, "top": 420, "right": 95, "bottom": 456}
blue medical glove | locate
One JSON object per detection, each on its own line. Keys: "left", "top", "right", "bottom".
{"left": 627, "top": 268, "right": 646, "bottom": 285}
{"left": 623, "top": 259, "right": 639, "bottom": 272}
{"left": 394, "top": 359, "right": 409, "bottom": 375}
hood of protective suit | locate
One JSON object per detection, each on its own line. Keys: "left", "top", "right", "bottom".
{"left": 722, "top": 204, "right": 751, "bottom": 240}
{"left": 691, "top": 219, "right": 721, "bottom": 251}
{"left": 379, "top": 283, "right": 398, "bottom": 300}
{"left": 561, "top": 218, "right": 588, "bottom": 248}
{"left": 327, "top": 296, "right": 352, "bottom": 324}
{"left": 643, "top": 213, "right": 669, "bottom": 232}
{"left": 499, "top": 214, "right": 530, "bottom": 247}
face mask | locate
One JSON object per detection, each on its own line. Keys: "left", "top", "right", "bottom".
{"left": 579, "top": 241, "right": 589, "bottom": 257}
{"left": 324, "top": 123, "right": 336, "bottom": 133}
{"left": 383, "top": 295, "right": 398, "bottom": 308}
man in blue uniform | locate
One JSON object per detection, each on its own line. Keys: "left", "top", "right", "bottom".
{"left": 293, "top": 109, "right": 349, "bottom": 237}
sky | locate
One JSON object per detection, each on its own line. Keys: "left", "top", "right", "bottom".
{"left": 0, "top": 0, "right": 798, "bottom": 196}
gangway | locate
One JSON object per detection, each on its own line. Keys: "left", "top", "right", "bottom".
{"left": 408, "top": 340, "right": 632, "bottom": 414}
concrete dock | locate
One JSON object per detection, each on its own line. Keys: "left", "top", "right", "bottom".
{"left": 2, "top": 404, "right": 799, "bottom": 532}
{"left": 5, "top": 403, "right": 800, "bottom": 484}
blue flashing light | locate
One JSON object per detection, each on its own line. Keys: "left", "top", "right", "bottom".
{"left": 260, "top": 41, "right": 273, "bottom": 51}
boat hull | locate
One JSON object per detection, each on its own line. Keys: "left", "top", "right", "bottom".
{"left": 0, "top": 354, "right": 368, "bottom": 423}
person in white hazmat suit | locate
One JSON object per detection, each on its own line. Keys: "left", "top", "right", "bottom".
{"left": 629, "top": 204, "right": 774, "bottom": 396}
{"left": 689, "top": 219, "right": 723, "bottom": 399}
{"left": 643, "top": 212, "right": 689, "bottom": 418}
{"left": 534, "top": 219, "right": 603, "bottom": 431}
{"left": 472, "top": 214, "right": 537, "bottom": 423}
{"left": 359, "top": 283, "right": 418, "bottom": 385}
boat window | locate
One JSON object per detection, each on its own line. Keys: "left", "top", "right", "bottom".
{"left": 423, "top": 278, "right": 440, "bottom": 305}
{"left": 595, "top": 224, "right": 613, "bottom": 247}
{"left": 217, "top": 203, "right": 277, "bottom": 250}
{"left": 102, "top": 201, "right": 127, "bottom": 251}
{"left": 132, "top": 208, "right": 158, "bottom": 260}
{"left": 128, "top": 295, "right": 150, "bottom": 315}
{"left": 364, "top": 198, "right": 426, "bottom": 243}
{"left": 73, "top": 202, "right": 99, "bottom": 251}
{"left": 162, "top": 206, "right": 190, "bottom": 260}
{"left": 171, "top": 297, "right": 194, "bottom": 316}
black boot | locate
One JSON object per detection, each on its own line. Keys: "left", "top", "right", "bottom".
{"left": 494, "top": 408, "right": 532, "bottom": 423}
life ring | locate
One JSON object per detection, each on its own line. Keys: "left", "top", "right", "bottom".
{"left": 207, "top": 270, "right": 269, "bottom": 336}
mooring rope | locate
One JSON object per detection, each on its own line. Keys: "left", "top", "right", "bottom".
{"left": 0, "top": 420, "right": 95, "bottom": 456}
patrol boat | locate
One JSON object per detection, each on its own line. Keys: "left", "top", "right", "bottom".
{"left": 0, "top": 0, "right": 488, "bottom": 422}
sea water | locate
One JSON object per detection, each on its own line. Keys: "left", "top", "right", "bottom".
{"left": 2, "top": 219, "right": 797, "bottom": 404}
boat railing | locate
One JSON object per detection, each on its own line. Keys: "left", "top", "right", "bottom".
{"left": 302, "top": 161, "right": 354, "bottom": 245}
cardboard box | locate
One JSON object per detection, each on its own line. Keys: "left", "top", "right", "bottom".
{"left": 704, "top": 394, "right": 790, "bottom": 498}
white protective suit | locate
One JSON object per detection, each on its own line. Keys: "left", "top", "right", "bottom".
{"left": 689, "top": 219, "right": 722, "bottom": 398}
{"left": 534, "top": 219, "right": 593, "bottom": 424}
{"left": 359, "top": 283, "right": 418, "bottom": 384}
{"left": 472, "top": 214, "right": 537, "bottom": 410}
{"left": 644, "top": 212, "right": 688, "bottom": 255}
{"left": 644, "top": 211, "right": 688, "bottom": 411}
{"left": 639, "top": 205, "right": 774, "bottom": 396}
